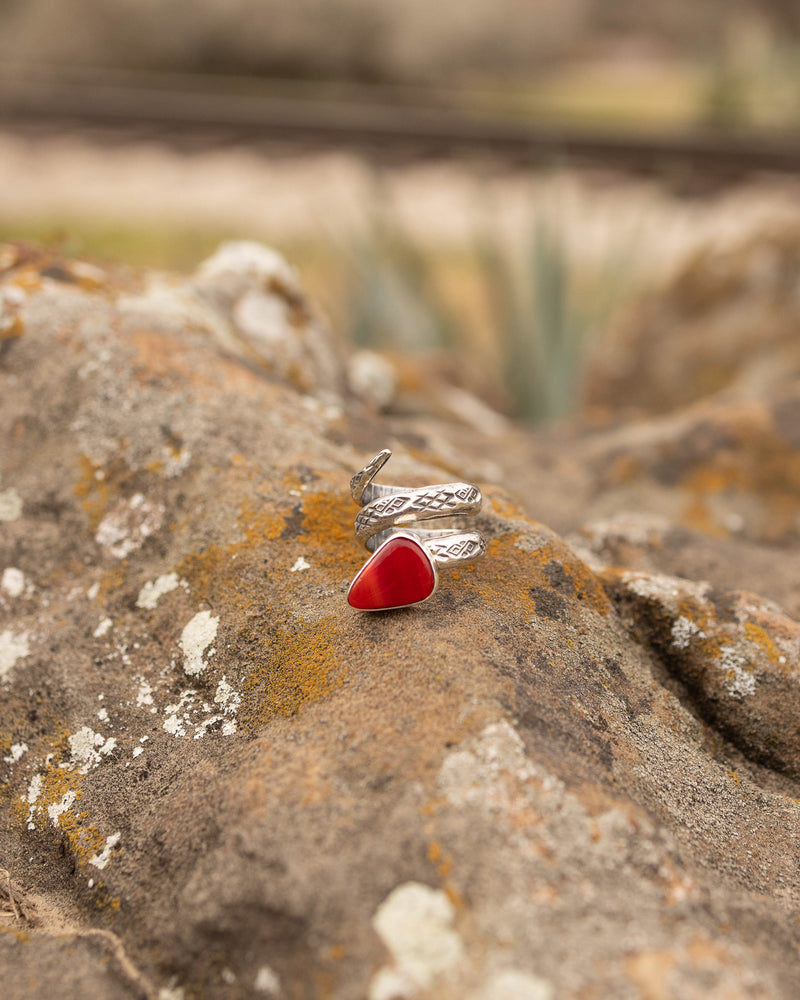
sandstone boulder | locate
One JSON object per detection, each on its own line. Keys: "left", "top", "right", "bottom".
{"left": 585, "top": 222, "right": 800, "bottom": 416}
{"left": 2, "top": 240, "right": 800, "bottom": 1000}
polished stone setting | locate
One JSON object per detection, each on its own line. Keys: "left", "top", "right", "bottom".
{"left": 347, "top": 533, "right": 437, "bottom": 611}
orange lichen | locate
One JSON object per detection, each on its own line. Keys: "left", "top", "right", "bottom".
{"left": 742, "top": 622, "right": 786, "bottom": 667}
{"left": 9, "top": 751, "right": 123, "bottom": 885}
{"left": 73, "top": 453, "right": 136, "bottom": 534}
{"left": 0, "top": 314, "right": 24, "bottom": 344}
{"left": 299, "top": 491, "right": 362, "bottom": 578}
{"left": 179, "top": 543, "right": 237, "bottom": 607}
{"left": 413, "top": 782, "right": 465, "bottom": 901}
{"left": 681, "top": 494, "right": 730, "bottom": 539}
{"left": 486, "top": 491, "right": 529, "bottom": 522}
{"left": 57, "top": 811, "right": 107, "bottom": 867}
{"left": 179, "top": 485, "right": 362, "bottom": 612}
{"left": 73, "top": 454, "right": 112, "bottom": 533}
{"left": 239, "top": 616, "right": 344, "bottom": 731}
{"left": 470, "top": 532, "right": 611, "bottom": 620}
{"left": 427, "top": 840, "right": 454, "bottom": 880}
{"left": 674, "top": 408, "right": 800, "bottom": 542}
{"left": 95, "top": 565, "right": 128, "bottom": 604}
{"left": 129, "top": 329, "right": 213, "bottom": 390}
{"left": 606, "top": 453, "right": 644, "bottom": 486}
{"left": 10, "top": 267, "right": 42, "bottom": 293}
{"left": 237, "top": 499, "right": 286, "bottom": 545}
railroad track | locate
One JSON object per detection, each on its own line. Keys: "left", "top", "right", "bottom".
{"left": 2, "top": 67, "right": 799, "bottom": 178}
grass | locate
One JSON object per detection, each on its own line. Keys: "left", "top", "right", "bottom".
{"left": 0, "top": 217, "right": 243, "bottom": 272}
{"left": 0, "top": 201, "right": 643, "bottom": 423}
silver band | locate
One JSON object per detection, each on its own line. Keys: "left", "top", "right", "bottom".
{"left": 366, "top": 528, "right": 485, "bottom": 565}
{"left": 351, "top": 450, "right": 485, "bottom": 568}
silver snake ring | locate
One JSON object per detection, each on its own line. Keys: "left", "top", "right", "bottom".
{"left": 347, "top": 449, "right": 485, "bottom": 611}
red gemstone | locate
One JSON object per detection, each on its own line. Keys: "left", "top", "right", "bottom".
{"left": 348, "top": 534, "right": 437, "bottom": 611}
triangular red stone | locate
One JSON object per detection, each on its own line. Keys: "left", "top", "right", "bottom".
{"left": 348, "top": 534, "right": 436, "bottom": 611}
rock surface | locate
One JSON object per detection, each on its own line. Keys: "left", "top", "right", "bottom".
{"left": 585, "top": 222, "right": 800, "bottom": 416}
{"left": 2, "top": 239, "right": 800, "bottom": 1000}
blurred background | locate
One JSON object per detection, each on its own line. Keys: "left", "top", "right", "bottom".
{"left": 2, "top": 0, "right": 800, "bottom": 421}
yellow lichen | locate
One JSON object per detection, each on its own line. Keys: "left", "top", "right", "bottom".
{"left": 237, "top": 499, "right": 286, "bottom": 545}
{"left": 427, "top": 840, "right": 454, "bottom": 880}
{"left": 469, "top": 533, "right": 611, "bottom": 619}
{"left": 299, "top": 491, "right": 362, "bottom": 578}
{"left": 239, "top": 616, "right": 344, "bottom": 731}
{"left": 742, "top": 622, "right": 785, "bottom": 668}
{"left": 73, "top": 454, "right": 135, "bottom": 534}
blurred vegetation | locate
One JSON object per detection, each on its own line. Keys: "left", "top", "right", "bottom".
{"left": 0, "top": 200, "right": 641, "bottom": 424}
{"left": 0, "top": 218, "right": 237, "bottom": 272}
{"left": 4, "top": 4, "right": 800, "bottom": 427}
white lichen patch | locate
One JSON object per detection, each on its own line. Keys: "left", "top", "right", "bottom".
{"left": 347, "top": 349, "right": 398, "bottom": 411}
{"left": 196, "top": 240, "right": 299, "bottom": 296}
{"left": 194, "top": 715, "right": 238, "bottom": 739}
{"left": 47, "top": 790, "right": 77, "bottom": 827}
{"left": 136, "top": 572, "right": 187, "bottom": 609}
{"left": 369, "top": 967, "right": 416, "bottom": 1000}
{"left": 214, "top": 675, "right": 241, "bottom": 715}
{"left": 622, "top": 571, "right": 710, "bottom": 606}
{"left": 160, "top": 682, "right": 240, "bottom": 740}
{"left": 158, "top": 985, "right": 186, "bottom": 1000}
{"left": 180, "top": 610, "right": 220, "bottom": 677}
{"left": 194, "top": 714, "right": 224, "bottom": 738}
{"left": 0, "top": 283, "right": 26, "bottom": 333}
{"left": 1, "top": 567, "right": 26, "bottom": 598}
{"left": 0, "top": 629, "right": 30, "bottom": 684}
{"left": 132, "top": 746, "right": 144, "bottom": 758}
{"left": 514, "top": 528, "right": 554, "bottom": 554}
{"left": 670, "top": 616, "right": 706, "bottom": 651}
{"left": 163, "top": 712, "right": 186, "bottom": 738}
{"left": 469, "top": 970, "right": 555, "bottom": 1000}
{"left": 0, "top": 487, "right": 23, "bottom": 522}
{"left": 24, "top": 773, "right": 42, "bottom": 829}
{"left": 719, "top": 644, "right": 757, "bottom": 698}
{"left": 95, "top": 492, "right": 164, "bottom": 558}
{"left": 68, "top": 726, "right": 118, "bottom": 773}
{"left": 135, "top": 678, "right": 155, "bottom": 708}
{"left": 437, "top": 719, "right": 544, "bottom": 810}
{"left": 582, "top": 513, "right": 671, "bottom": 551}
{"left": 93, "top": 616, "right": 113, "bottom": 638}
{"left": 290, "top": 556, "right": 311, "bottom": 572}
{"left": 3, "top": 741, "right": 28, "bottom": 764}
{"left": 253, "top": 965, "right": 282, "bottom": 996}
{"left": 233, "top": 289, "right": 292, "bottom": 350}
{"left": 163, "top": 690, "right": 196, "bottom": 738}
{"left": 26, "top": 773, "right": 42, "bottom": 805}
{"left": 161, "top": 446, "right": 192, "bottom": 478}
{"left": 89, "top": 831, "right": 121, "bottom": 870}
{"left": 371, "top": 882, "right": 465, "bottom": 993}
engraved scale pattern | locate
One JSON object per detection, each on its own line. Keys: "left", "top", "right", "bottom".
{"left": 350, "top": 450, "right": 485, "bottom": 573}
{"left": 355, "top": 484, "right": 481, "bottom": 539}
{"left": 425, "top": 534, "right": 486, "bottom": 565}
{"left": 350, "top": 448, "right": 391, "bottom": 504}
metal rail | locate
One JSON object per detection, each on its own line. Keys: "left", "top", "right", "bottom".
{"left": 1, "top": 69, "right": 799, "bottom": 177}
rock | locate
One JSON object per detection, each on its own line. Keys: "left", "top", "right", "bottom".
{"left": 585, "top": 222, "right": 800, "bottom": 416}
{"left": 2, "top": 240, "right": 800, "bottom": 1000}
{"left": 346, "top": 350, "right": 398, "bottom": 412}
